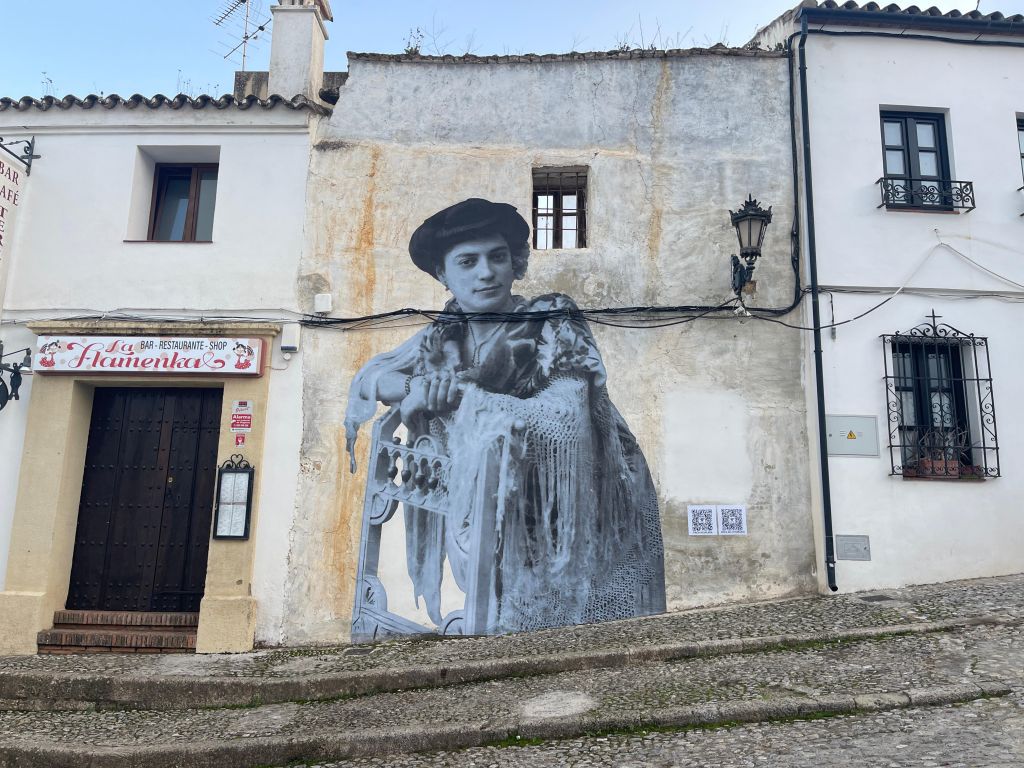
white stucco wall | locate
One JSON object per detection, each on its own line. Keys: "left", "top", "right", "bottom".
{"left": 1, "top": 108, "right": 313, "bottom": 312}
{"left": 800, "top": 31, "right": 1024, "bottom": 590}
{"left": 0, "top": 104, "right": 315, "bottom": 640}
{"left": 0, "top": 324, "right": 33, "bottom": 591}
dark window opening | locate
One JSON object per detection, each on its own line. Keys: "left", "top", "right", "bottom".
{"left": 148, "top": 164, "right": 218, "bottom": 242}
{"left": 882, "top": 315, "right": 999, "bottom": 479}
{"left": 532, "top": 168, "right": 587, "bottom": 250}
{"left": 877, "top": 111, "right": 973, "bottom": 211}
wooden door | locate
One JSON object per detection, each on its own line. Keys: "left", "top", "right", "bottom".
{"left": 67, "top": 387, "right": 223, "bottom": 612}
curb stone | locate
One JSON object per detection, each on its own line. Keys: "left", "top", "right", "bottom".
{"left": 0, "top": 683, "right": 1009, "bottom": 768}
{"left": 0, "top": 615, "right": 1009, "bottom": 712}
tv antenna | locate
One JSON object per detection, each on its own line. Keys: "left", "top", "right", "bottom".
{"left": 212, "top": 0, "right": 271, "bottom": 71}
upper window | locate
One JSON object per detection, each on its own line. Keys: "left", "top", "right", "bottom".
{"left": 881, "top": 313, "right": 999, "bottom": 480}
{"left": 148, "top": 164, "right": 218, "bottom": 241}
{"left": 1017, "top": 118, "right": 1024, "bottom": 188}
{"left": 878, "top": 111, "right": 964, "bottom": 210}
{"left": 533, "top": 167, "right": 587, "bottom": 250}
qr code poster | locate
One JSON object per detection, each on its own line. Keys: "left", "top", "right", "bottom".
{"left": 718, "top": 505, "right": 748, "bottom": 536}
{"left": 687, "top": 505, "right": 718, "bottom": 536}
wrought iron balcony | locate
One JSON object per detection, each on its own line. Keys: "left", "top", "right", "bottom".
{"left": 876, "top": 177, "right": 976, "bottom": 212}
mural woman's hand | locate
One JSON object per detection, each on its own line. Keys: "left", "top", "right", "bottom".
{"left": 425, "top": 371, "right": 462, "bottom": 413}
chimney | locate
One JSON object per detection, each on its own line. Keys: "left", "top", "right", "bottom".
{"left": 268, "top": 0, "right": 333, "bottom": 100}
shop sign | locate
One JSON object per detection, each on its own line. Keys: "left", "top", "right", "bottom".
{"left": 33, "top": 336, "right": 263, "bottom": 375}
{"left": 0, "top": 155, "right": 27, "bottom": 311}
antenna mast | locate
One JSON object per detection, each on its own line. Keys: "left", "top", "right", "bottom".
{"left": 213, "top": 0, "right": 267, "bottom": 72}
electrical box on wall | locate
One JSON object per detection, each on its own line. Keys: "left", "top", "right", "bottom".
{"left": 825, "top": 415, "right": 879, "bottom": 457}
{"left": 836, "top": 534, "right": 871, "bottom": 561}
{"left": 313, "top": 293, "right": 333, "bottom": 314}
{"left": 280, "top": 323, "right": 301, "bottom": 352}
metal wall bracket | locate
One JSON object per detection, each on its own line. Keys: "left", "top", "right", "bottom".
{"left": 0, "top": 136, "right": 40, "bottom": 177}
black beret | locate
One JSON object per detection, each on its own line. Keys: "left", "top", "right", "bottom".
{"left": 409, "top": 198, "right": 530, "bottom": 279}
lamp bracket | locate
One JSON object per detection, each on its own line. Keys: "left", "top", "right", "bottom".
{"left": 0, "top": 136, "right": 40, "bottom": 177}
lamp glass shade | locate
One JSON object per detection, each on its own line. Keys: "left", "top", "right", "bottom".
{"left": 730, "top": 196, "right": 773, "bottom": 256}
{"left": 736, "top": 213, "right": 767, "bottom": 252}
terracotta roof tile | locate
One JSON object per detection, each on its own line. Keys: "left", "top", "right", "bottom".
{"left": 0, "top": 93, "right": 330, "bottom": 115}
{"left": 802, "top": 1, "right": 1024, "bottom": 28}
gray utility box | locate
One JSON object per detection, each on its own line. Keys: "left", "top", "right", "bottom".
{"left": 825, "top": 415, "right": 879, "bottom": 457}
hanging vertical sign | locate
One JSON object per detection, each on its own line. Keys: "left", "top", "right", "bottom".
{"left": 0, "top": 150, "right": 27, "bottom": 313}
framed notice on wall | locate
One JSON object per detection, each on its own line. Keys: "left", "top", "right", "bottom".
{"left": 213, "top": 455, "right": 254, "bottom": 540}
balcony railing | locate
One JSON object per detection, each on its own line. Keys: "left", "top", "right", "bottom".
{"left": 876, "top": 177, "right": 976, "bottom": 212}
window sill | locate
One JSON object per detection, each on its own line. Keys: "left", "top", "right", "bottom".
{"left": 900, "top": 473, "right": 985, "bottom": 482}
{"left": 899, "top": 466, "right": 989, "bottom": 481}
{"left": 880, "top": 205, "right": 959, "bottom": 215}
{"left": 123, "top": 240, "right": 214, "bottom": 244}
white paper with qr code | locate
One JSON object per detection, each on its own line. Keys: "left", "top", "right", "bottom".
{"left": 687, "top": 505, "right": 718, "bottom": 536}
{"left": 718, "top": 505, "right": 748, "bottom": 536}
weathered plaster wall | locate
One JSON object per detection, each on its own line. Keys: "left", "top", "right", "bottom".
{"left": 286, "top": 51, "right": 816, "bottom": 643}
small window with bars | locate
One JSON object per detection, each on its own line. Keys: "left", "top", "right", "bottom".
{"left": 1017, "top": 117, "right": 1023, "bottom": 189}
{"left": 532, "top": 167, "right": 587, "bottom": 250}
{"left": 881, "top": 313, "right": 999, "bottom": 479}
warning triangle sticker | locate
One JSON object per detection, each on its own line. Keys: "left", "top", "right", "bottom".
{"left": 846, "top": 431, "right": 857, "bottom": 439}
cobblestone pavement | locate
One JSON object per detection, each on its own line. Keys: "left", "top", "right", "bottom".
{"left": 0, "top": 624, "right": 1017, "bottom": 752}
{"left": 290, "top": 624, "right": 1024, "bottom": 768}
{"left": 1, "top": 573, "right": 1021, "bottom": 681}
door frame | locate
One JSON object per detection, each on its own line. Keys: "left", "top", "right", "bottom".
{"left": 0, "top": 322, "right": 278, "bottom": 655}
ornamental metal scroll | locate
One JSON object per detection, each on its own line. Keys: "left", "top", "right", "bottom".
{"left": 880, "top": 312, "right": 999, "bottom": 479}
{"left": 351, "top": 407, "right": 505, "bottom": 642}
{"left": 876, "top": 177, "right": 975, "bottom": 212}
{"left": 0, "top": 136, "right": 39, "bottom": 176}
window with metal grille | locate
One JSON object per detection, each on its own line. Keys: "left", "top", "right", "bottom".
{"left": 148, "top": 163, "right": 219, "bottom": 242}
{"left": 877, "top": 111, "right": 974, "bottom": 211}
{"left": 1017, "top": 118, "right": 1024, "bottom": 187}
{"left": 881, "top": 312, "right": 999, "bottom": 479}
{"left": 532, "top": 167, "right": 587, "bottom": 250}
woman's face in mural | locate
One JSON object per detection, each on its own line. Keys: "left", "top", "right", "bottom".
{"left": 437, "top": 234, "right": 516, "bottom": 313}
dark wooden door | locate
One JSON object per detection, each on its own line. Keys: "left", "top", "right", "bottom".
{"left": 67, "top": 388, "right": 223, "bottom": 612}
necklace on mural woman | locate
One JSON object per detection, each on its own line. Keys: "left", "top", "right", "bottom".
{"left": 468, "top": 321, "right": 502, "bottom": 367}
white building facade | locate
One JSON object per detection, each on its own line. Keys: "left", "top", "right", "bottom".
{"left": 0, "top": 0, "right": 333, "bottom": 654}
{"left": 756, "top": 1, "right": 1024, "bottom": 593}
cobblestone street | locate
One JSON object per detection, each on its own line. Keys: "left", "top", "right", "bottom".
{"left": 301, "top": 693, "right": 1024, "bottom": 768}
{"left": 1, "top": 574, "right": 1022, "bottom": 767}
{"left": 295, "top": 624, "right": 1024, "bottom": 767}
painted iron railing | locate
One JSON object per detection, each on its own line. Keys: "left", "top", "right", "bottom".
{"left": 876, "top": 177, "right": 976, "bottom": 211}
{"left": 881, "top": 314, "right": 999, "bottom": 479}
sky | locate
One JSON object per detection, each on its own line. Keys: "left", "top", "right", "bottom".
{"left": 1, "top": 0, "right": 1018, "bottom": 99}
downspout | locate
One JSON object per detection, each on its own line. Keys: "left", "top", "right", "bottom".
{"left": 795, "top": 17, "right": 838, "bottom": 592}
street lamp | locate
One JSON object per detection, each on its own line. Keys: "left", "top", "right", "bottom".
{"left": 730, "top": 195, "right": 773, "bottom": 297}
{"left": 0, "top": 341, "right": 31, "bottom": 413}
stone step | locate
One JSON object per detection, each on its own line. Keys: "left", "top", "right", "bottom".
{"left": 52, "top": 610, "right": 199, "bottom": 629}
{"left": 36, "top": 629, "right": 196, "bottom": 654}
{"left": 0, "top": 626, "right": 1013, "bottom": 768}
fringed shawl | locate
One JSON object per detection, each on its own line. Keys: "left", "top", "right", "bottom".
{"left": 345, "top": 293, "right": 666, "bottom": 633}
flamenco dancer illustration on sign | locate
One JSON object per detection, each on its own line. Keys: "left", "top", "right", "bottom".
{"left": 346, "top": 199, "right": 665, "bottom": 640}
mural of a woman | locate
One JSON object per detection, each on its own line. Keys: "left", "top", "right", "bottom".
{"left": 345, "top": 198, "right": 666, "bottom": 636}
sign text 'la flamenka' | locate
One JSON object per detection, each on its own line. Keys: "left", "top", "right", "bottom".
{"left": 34, "top": 336, "right": 263, "bottom": 375}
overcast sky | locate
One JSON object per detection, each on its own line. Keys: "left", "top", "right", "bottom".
{"left": 1, "top": 0, "right": 1014, "bottom": 99}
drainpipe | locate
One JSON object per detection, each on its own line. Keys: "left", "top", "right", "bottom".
{"left": 795, "top": 17, "right": 838, "bottom": 592}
